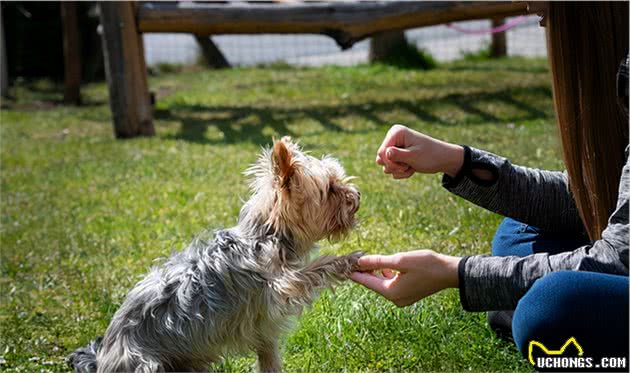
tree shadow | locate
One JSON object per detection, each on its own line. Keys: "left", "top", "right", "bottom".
{"left": 444, "top": 63, "right": 549, "bottom": 74}
{"left": 3, "top": 79, "right": 107, "bottom": 110}
{"left": 157, "top": 105, "right": 297, "bottom": 145}
{"left": 156, "top": 85, "right": 552, "bottom": 145}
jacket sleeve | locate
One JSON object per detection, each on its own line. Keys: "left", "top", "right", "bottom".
{"left": 443, "top": 146, "right": 587, "bottom": 236}
{"left": 455, "top": 148, "right": 630, "bottom": 311}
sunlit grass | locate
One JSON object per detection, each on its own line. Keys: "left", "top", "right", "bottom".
{"left": 0, "top": 58, "right": 557, "bottom": 372}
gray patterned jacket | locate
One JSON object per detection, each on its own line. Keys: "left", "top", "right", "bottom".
{"left": 443, "top": 145, "right": 629, "bottom": 311}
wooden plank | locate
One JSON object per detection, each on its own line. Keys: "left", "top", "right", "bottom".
{"left": 195, "top": 35, "right": 230, "bottom": 69}
{"left": 138, "top": 1, "right": 529, "bottom": 49}
{"left": 1, "top": 6, "right": 8, "bottom": 98}
{"left": 99, "top": 1, "right": 154, "bottom": 138}
{"left": 369, "top": 30, "right": 407, "bottom": 62}
{"left": 490, "top": 18, "right": 507, "bottom": 58}
{"left": 61, "top": 2, "right": 82, "bottom": 105}
{"left": 131, "top": 2, "right": 153, "bottom": 124}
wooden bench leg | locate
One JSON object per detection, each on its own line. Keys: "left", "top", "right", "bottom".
{"left": 491, "top": 18, "right": 507, "bottom": 58}
{"left": 99, "top": 1, "right": 154, "bottom": 138}
{"left": 61, "top": 2, "right": 82, "bottom": 105}
{"left": 194, "top": 34, "right": 230, "bottom": 69}
{"left": 0, "top": 7, "right": 8, "bottom": 98}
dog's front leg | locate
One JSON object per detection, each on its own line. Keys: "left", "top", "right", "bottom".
{"left": 270, "top": 251, "right": 363, "bottom": 305}
{"left": 256, "top": 339, "right": 281, "bottom": 373}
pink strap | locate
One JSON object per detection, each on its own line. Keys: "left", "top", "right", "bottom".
{"left": 446, "top": 16, "right": 528, "bottom": 35}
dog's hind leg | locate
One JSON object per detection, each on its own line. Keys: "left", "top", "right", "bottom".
{"left": 270, "top": 251, "right": 363, "bottom": 305}
{"left": 255, "top": 339, "right": 281, "bottom": 373}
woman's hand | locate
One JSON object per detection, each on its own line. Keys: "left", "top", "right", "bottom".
{"left": 350, "top": 250, "right": 461, "bottom": 307}
{"left": 376, "top": 124, "right": 465, "bottom": 179}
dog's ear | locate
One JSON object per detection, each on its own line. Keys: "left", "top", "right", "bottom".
{"left": 272, "top": 138, "right": 295, "bottom": 189}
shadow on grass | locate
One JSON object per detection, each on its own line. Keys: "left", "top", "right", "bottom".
{"left": 445, "top": 62, "right": 550, "bottom": 74}
{"left": 156, "top": 86, "right": 552, "bottom": 145}
{"left": 2, "top": 79, "right": 107, "bottom": 109}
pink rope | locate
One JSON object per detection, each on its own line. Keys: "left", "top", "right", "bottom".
{"left": 446, "top": 16, "right": 529, "bottom": 35}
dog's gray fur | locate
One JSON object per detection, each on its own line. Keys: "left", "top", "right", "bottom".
{"left": 68, "top": 137, "right": 362, "bottom": 372}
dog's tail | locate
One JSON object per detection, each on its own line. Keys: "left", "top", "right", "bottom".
{"left": 66, "top": 337, "right": 102, "bottom": 373}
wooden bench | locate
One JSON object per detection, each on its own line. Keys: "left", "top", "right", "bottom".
{"left": 98, "top": 1, "right": 529, "bottom": 138}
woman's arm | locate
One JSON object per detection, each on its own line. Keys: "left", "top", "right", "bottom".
{"left": 460, "top": 151, "right": 629, "bottom": 311}
{"left": 377, "top": 125, "right": 587, "bottom": 235}
{"left": 355, "top": 150, "right": 629, "bottom": 310}
{"left": 443, "top": 145, "right": 587, "bottom": 236}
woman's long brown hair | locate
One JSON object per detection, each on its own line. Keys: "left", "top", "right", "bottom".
{"left": 546, "top": 1, "right": 629, "bottom": 240}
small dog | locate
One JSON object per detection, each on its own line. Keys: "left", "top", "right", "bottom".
{"left": 68, "top": 137, "right": 362, "bottom": 372}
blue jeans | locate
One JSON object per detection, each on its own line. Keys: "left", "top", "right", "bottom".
{"left": 491, "top": 218, "right": 629, "bottom": 361}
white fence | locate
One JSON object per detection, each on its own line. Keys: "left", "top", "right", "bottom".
{"left": 143, "top": 15, "right": 546, "bottom": 67}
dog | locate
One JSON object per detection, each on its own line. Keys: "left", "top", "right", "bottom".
{"left": 68, "top": 137, "right": 362, "bottom": 372}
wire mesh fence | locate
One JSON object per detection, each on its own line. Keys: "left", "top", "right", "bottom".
{"left": 142, "top": 15, "right": 546, "bottom": 68}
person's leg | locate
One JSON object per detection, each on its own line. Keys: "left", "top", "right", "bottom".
{"left": 513, "top": 271, "right": 629, "bottom": 370}
{"left": 492, "top": 217, "right": 590, "bottom": 258}
{"left": 488, "top": 218, "right": 538, "bottom": 338}
{"left": 492, "top": 217, "right": 536, "bottom": 257}
{"left": 488, "top": 218, "right": 591, "bottom": 341}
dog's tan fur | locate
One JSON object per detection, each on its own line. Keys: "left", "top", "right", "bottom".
{"left": 68, "top": 137, "right": 362, "bottom": 373}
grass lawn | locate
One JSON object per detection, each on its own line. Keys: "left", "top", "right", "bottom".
{"left": 0, "top": 57, "right": 561, "bottom": 372}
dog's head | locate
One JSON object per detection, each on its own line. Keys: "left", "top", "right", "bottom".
{"left": 243, "top": 136, "right": 360, "bottom": 247}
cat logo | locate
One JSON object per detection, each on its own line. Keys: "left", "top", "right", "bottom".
{"left": 528, "top": 337, "right": 584, "bottom": 365}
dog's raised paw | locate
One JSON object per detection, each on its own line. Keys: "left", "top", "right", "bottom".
{"left": 342, "top": 251, "right": 366, "bottom": 274}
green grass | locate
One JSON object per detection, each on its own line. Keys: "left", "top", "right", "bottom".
{"left": 0, "top": 57, "right": 561, "bottom": 372}
{"left": 460, "top": 42, "right": 493, "bottom": 62}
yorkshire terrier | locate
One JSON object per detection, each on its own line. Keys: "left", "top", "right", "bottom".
{"left": 68, "top": 137, "right": 362, "bottom": 372}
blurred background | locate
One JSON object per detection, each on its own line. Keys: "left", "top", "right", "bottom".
{"left": 142, "top": 16, "right": 545, "bottom": 67}
{"left": 1, "top": 2, "right": 555, "bottom": 372}
{"left": 2, "top": 1, "right": 545, "bottom": 83}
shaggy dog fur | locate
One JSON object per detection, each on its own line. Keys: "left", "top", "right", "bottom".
{"left": 68, "top": 137, "right": 362, "bottom": 372}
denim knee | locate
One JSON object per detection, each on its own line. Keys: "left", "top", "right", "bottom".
{"left": 512, "top": 271, "right": 575, "bottom": 354}
{"left": 491, "top": 218, "right": 535, "bottom": 257}
{"left": 491, "top": 217, "right": 586, "bottom": 258}
{"left": 512, "top": 271, "right": 629, "bottom": 359}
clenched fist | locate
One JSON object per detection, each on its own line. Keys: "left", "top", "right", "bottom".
{"left": 376, "top": 124, "right": 465, "bottom": 179}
